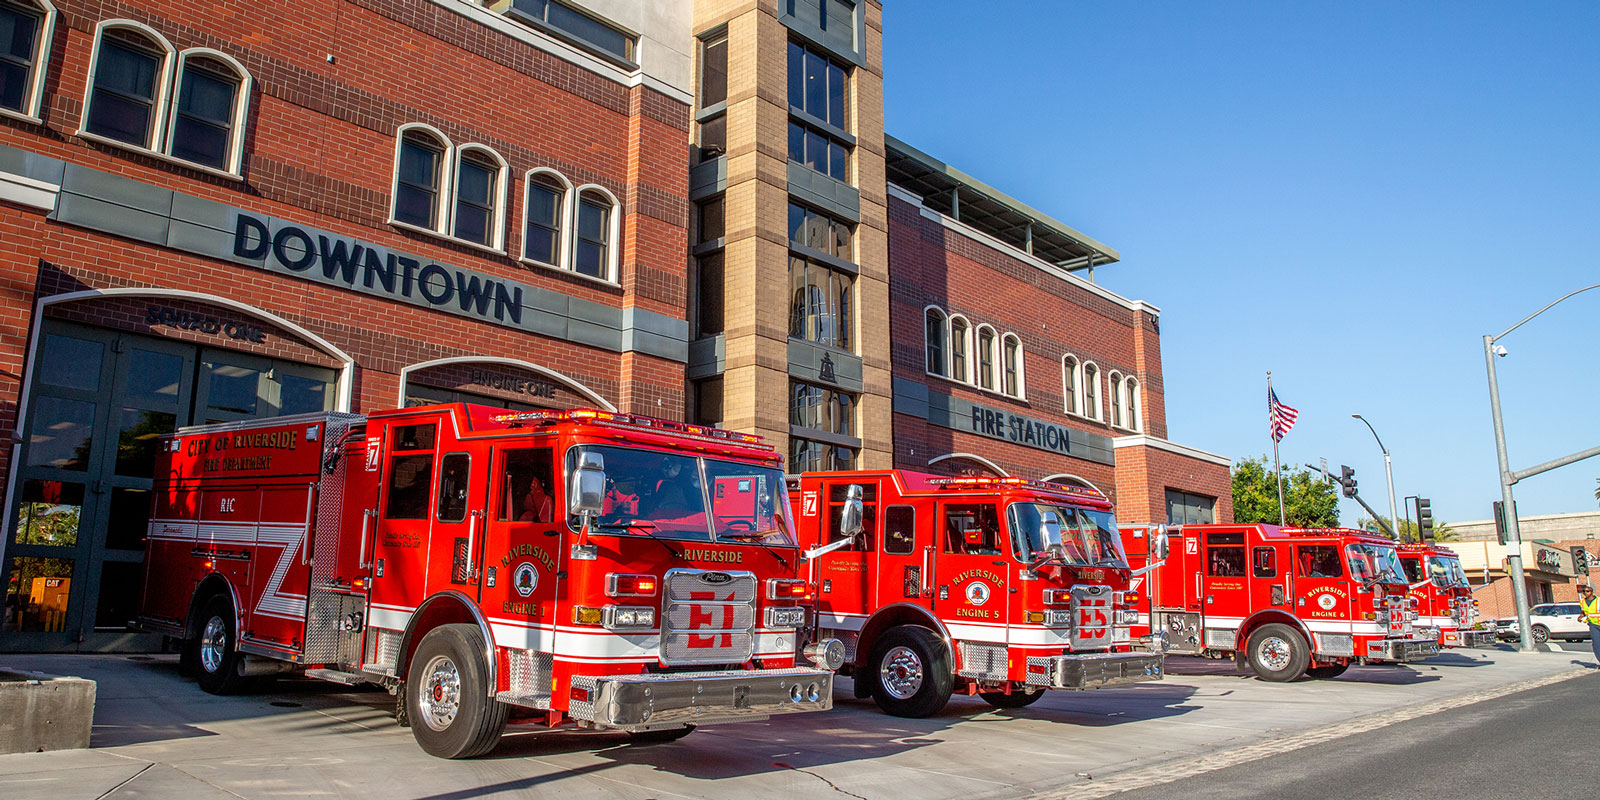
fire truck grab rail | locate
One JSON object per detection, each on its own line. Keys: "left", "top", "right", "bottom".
{"left": 300, "top": 484, "right": 315, "bottom": 566}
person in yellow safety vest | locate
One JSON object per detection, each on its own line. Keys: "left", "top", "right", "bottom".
{"left": 1579, "top": 583, "right": 1600, "bottom": 666}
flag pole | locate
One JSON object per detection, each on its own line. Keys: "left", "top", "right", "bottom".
{"left": 1270, "top": 372, "right": 1286, "bottom": 526}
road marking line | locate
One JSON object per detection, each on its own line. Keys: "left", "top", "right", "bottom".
{"left": 1028, "top": 666, "right": 1592, "bottom": 800}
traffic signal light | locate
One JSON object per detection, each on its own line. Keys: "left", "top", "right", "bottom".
{"left": 1415, "top": 497, "right": 1434, "bottom": 542}
{"left": 1573, "top": 547, "right": 1591, "bottom": 576}
{"left": 1339, "top": 465, "right": 1357, "bottom": 499}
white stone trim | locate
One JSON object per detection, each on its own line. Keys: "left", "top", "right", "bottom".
{"left": 1112, "top": 434, "right": 1231, "bottom": 467}
{"left": 0, "top": 170, "right": 59, "bottom": 212}
{"left": 927, "top": 452, "right": 1008, "bottom": 477}
{"left": 1041, "top": 473, "right": 1105, "bottom": 495}
{"left": 397, "top": 355, "right": 617, "bottom": 412}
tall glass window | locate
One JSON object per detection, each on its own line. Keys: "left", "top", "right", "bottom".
{"left": 977, "top": 327, "right": 996, "bottom": 390}
{"left": 169, "top": 58, "right": 241, "bottom": 169}
{"left": 575, "top": 191, "right": 612, "bottom": 279}
{"left": 789, "top": 257, "right": 852, "bottom": 351}
{"left": 394, "top": 130, "right": 444, "bottom": 229}
{"left": 452, "top": 152, "right": 498, "bottom": 246}
{"left": 523, "top": 173, "right": 565, "bottom": 266}
{"left": 86, "top": 34, "right": 163, "bottom": 148}
{"left": 0, "top": 3, "right": 43, "bottom": 114}
{"left": 789, "top": 381, "right": 856, "bottom": 472}
{"left": 924, "top": 309, "right": 945, "bottom": 376}
{"left": 786, "top": 40, "right": 850, "bottom": 182}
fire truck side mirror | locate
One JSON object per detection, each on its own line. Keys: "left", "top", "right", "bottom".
{"left": 1153, "top": 529, "right": 1170, "bottom": 561}
{"left": 570, "top": 451, "right": 607, "bottom": 518}
{"left": 839, "top": 484, "right": 865, "bottom": 538}
{"left": 1040, "top": 510, "right": 1064, "bottom": 547}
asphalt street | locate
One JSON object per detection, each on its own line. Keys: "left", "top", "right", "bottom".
{"left": 0, "top": 649, "right": 1588, "bottom": 800}
{"left": 1108, "top": 670, "right": 1600, "bottom": 800}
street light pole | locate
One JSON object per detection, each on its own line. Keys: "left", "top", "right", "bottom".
{"left": 1352, "top": 414, "right": 1400, "bottom": 541}
{"left": 1484, "top": 282, "right": 1600, "bottom": 654}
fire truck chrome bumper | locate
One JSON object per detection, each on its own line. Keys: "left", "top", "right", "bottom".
{"left": 568, "top": 667, "right": 834, "bottom": 731}
{"left": 1031, "top": 652, "right": 1165, "bottom": 689}
{"left": 1366, "top": 638, "right": 1440, "bottom": 662}
{"left": 1460, "top": 630, "right": 1499, "bottom": 648}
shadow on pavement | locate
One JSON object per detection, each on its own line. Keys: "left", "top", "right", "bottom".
{"left": 1314, "top": 665, "right": 1441, "bottom": 686}
{"left": 1420, "top": 652, "right": 1493, "bottom": 668}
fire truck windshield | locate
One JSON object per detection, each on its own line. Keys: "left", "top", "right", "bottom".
{"left": 1007, "top": 503, "right": 1127, "bottom": 567}
{"left": 1345, "top": 544, "right": 1408, "bottom": 587}
{"left": 1427, "top": 556, "right": 1467, "bottom": 589}
{"left": 566, "top": 445, "right": 795, "bottom": 545}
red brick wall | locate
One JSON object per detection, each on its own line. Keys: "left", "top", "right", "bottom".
{"left": 887, "top": 192, "right": 1226, "bottom": 519}
{"left": 0, "top": 0, "right": 693, "bottom": 485}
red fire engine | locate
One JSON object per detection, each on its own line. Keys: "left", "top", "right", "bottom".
{"left": 1120, "top": 523, "right": 1440, "bottom": 681}
{"left": 788, "top": 471, "right": 1164, "bottom": 717}
{"left": 1397, "top": 543, "right": 1495, "bottom": 648}
{"left": 139, "top": 406, "right": 838, "bottom": 758}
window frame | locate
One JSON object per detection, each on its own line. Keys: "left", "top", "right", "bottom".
{"left": 519, "top": 167, "right": 572, "bottom": 271}
{"left": 1125, "top": 376, "right": 1142, "bottom": 432}
{"left": 1081, "top": 361, "right": 1101, "bottom": 421}
{"left": 449, "top": 143, "right": 509, "bottom": 252}
{"left": 947, "top": 314, "right": 970, "bottom": 384}
{"left": 1000, "top": 332, "right": 1024, "bottom": 399}
{"left": 501, "top": 0, "right": 639, "bottom": 69}
{"left": 975, "top": 324, "right": 997, "bottom": 391}
{"left": 571, "top": 184, "right": 621, "bottom": 284}
{"left": 923, "top": 305, "right": 947, "bottom": 377}
{"left": 389, "top": 122, "right": 453, "bottom": 236}
{"left": 79, "top": 22, "right": 177, "bottom": 154}
{"left": 788, "top": 255, "right": 853, "bottom": 351}
{"left": 0, "top": 0, "right": 57, "bottom": 123}
{"left": 1061, "top": 354, "right": 1080, "bottom": 416}
{"left": 1109, "top": 371, "right": 1124, "bottom": 428}
{"left": 164, "top": 48, "right": 252, "bottom": 176}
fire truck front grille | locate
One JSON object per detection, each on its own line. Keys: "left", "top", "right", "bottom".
{"left": 956, "top": 641, "right": 1008, "bottom": 680}
{"left": 660, "top": 569, "right": 757, "bottom": 666}
{"left": 497, "top": 648, "right": 554, "bottom": 710}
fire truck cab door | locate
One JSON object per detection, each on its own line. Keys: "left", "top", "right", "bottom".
{"left": 936, "top": 501, "right": 1008, "bottom": 634}
{"left": 1200, "top": 529, "right": 1249, "bottom": 631}
{"left": 813, "top": 481, "right": 877, "bottom": 628}
{"left": 482, "top": 446, "right": 561, "bottom": 648}
{"left": 875, "top": 503, "right": 928, "bottom": 609}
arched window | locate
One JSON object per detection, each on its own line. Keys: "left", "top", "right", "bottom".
{"left": 924, "top": 307, "right": 946, "bottom": 376}
{"left": 1109, "top": 372, "right": 1124, "bottom": 427}
{"left": 949, "top": 315, "right": 969, "bottom": 382}
{"left": 392, "top": 124, "right": 450, "bottom": 230}
{"left": 1001, "top": 333, "right": 1023, "bottom": 397}
{"left": 1126, "top": 376, "right": 1142, "bottom": 432}
{"left": 1082, "top": 362, "right": 1100, "bottom": 420}
{"left": 451, "top": 145, "right": 507, "bottom": 248}
{"left": 976, "top": 325, "right": 997, "bottom": 390}
{"left": 1062, "top": 354, "right": 1080, "bottom": 415}
{"left": 574, "top": 187, "right": 618, "bottom": 281}
{"left": 521, "top": 169, "right": 570, "bottom": 268}
{"left": 168, "top": 50, "right": 251, "bottom": 173}
{"left": 82, "top": 21, "right": 175, "bottom": 151}
{"left": 0, "top": 0, "right": 57, "bottom": 120}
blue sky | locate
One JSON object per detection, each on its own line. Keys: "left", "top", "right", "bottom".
{"left": 882, "top": 2, "right": 1600, "bottom": 527}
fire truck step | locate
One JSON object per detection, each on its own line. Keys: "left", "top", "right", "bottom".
{"left": 304, "top": 668, "right": 364, "bottom": 686}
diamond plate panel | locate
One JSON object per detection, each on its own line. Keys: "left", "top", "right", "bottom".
{"left": 301, "top": 412, "right": 366, "bottom": 664}
{"left": 956, "top": 640, "right": 1008, "bottom": 680}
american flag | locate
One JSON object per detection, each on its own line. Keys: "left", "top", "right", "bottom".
{"left": 1269, "top": 388, "right": 1299, "bottom": 442}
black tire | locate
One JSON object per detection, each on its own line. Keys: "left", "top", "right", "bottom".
{"left": 1245, "top": 623, "right": 1310, "bottom": 682}
{"left": 1304, "top": 663, "right": 1348, "bottom": 680}
{"left": 867, "top": 626, "right": 953, "bottom": 718}
{"left": 627, "top": 725, "right": 696, "bottom": 744}
{"left": 192, "top": 596, "right": 250, "bottom": 695}
{"left": 404, "top": 624, "right": 509, "bottom": 759}
{"left": 979, "top": 687, "right": 1045, "bottom": 709}
{"left": 1531, "top": 625, "right": 1550, "bottom": 643}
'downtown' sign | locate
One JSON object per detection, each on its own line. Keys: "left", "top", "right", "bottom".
{"left": 233, "top": 215, "right": 524, "bottom": 324}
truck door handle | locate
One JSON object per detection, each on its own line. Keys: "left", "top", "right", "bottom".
{"left": 358, "top": 509, "right": 375, "bottom": 569}
{"left": 466, "top": 510, "right": 482, "bottom": 582}
{"left": 921, "top": 546, "right": 934, "bottom": 596}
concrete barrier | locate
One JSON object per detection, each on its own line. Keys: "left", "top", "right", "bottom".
{"left": 0, "top": 669, "right": 96, "bottom": 754}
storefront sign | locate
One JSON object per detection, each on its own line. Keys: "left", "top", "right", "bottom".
{"left": 232, "top": 214, "right": 525, "bottom": 326}
{"left": 469, "top": 369, "right": 556, "bottom": 398}
{"left": 1532, "top": 545, "right": 1573, "bottom": 577}
{"left": 146, "top": 305, "right": 267, "bottom": 343}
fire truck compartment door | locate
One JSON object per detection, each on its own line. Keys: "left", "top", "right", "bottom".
{"left": 936, "top": 501, "right": 1007, "bottom": 637}
{"left": 1200, "top": 531, "right": 1249, "bottom": 632}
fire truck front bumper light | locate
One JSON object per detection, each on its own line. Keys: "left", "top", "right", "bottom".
{"left": 1365, "top": 637, "right": 1440, "bottom": 662}
{"left": 1029, "top": 652, "right": 1165, "bottom": 690}
{"left": 602, "top": 606, "right": 656, "bottom": 629}
{"left": 765, "top": 606, "right": 807, "bottom": 628}
{"left": 566, "top": 667, "right": 834, "bottom": 731}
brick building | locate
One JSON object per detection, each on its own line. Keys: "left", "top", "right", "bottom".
{"left": 0, "top": 0, "right": 697, "bottom": 651}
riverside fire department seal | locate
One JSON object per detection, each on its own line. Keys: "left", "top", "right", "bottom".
{"left": 513, "top": 562, "right": 538, "bottom": 597}
{"left": 965, "top": 581, "right": 991, "bottom": 606}
{"left": 1316, "top": 593, "right": 1337, "bottom": 610}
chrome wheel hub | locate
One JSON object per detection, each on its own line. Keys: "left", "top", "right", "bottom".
{"left": 1259, "top": 636, "right": 1292, "bottom": 671}
{"left": 200, "top": 615, "right": 227, "bottom": 674}
{"left": 418, "top": 654, "right": 462, "bottom": 731}
{"left": 880, "top": 645, "right": 924, "bottom": 700}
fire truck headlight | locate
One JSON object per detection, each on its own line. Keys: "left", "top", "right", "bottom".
{"left": 1113, "top": 609, "right": 1139, "bottom": 626}
{"left": 765, "top": 606, "right": 807, "bottom": 628}
{"left": 601, "top": 605, "right": 656, "bottom": 629}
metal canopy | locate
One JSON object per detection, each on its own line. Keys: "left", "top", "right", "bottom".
{"left": 884, "top": 134, "right": 1119, "bottom": 269}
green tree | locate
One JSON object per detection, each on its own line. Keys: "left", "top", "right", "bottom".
{"left": 1355, "top": 515, "right": 1457, "bottom": 543}
{"left": 1232, "top": 456, "right": 1340, "bottom": 527}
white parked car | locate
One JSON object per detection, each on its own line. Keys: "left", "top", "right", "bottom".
{"left": 1501, "top": 603, "right": 1591, "bottom": 643}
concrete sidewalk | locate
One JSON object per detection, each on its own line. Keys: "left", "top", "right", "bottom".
{"left": 0, "top": 647, "right": 1589, "bottom": 800}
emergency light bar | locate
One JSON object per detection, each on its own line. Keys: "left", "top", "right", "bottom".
{"left": 491, "top": 408, "right": 769, "bottom": 449}
{"left": 928, "top": 476, "right": 1104, "bottom": 500}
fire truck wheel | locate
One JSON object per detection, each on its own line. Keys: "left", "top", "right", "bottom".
{"left": 627, "top": 725, "right": 696, "bottom": 744}
{"left": 1531, "top": 624, "right": 1550, "bottom": 643}
{"left": 1245, "top": 623, "right": 1310, "bottom": 682}
{"left": 405, "top": 624, "right": 509, "bottom": 759}
{"left": 1304, "top": 663, "right": 1348, "bottom": 679}
{"left": 979, "top": 687, "right": 1044, "bottom": 709}
{"left": 193, "top": 596, "right": 250, "bottom": 695}
{"left": 869, "top": 626, "right": 953, "bottom": 718}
